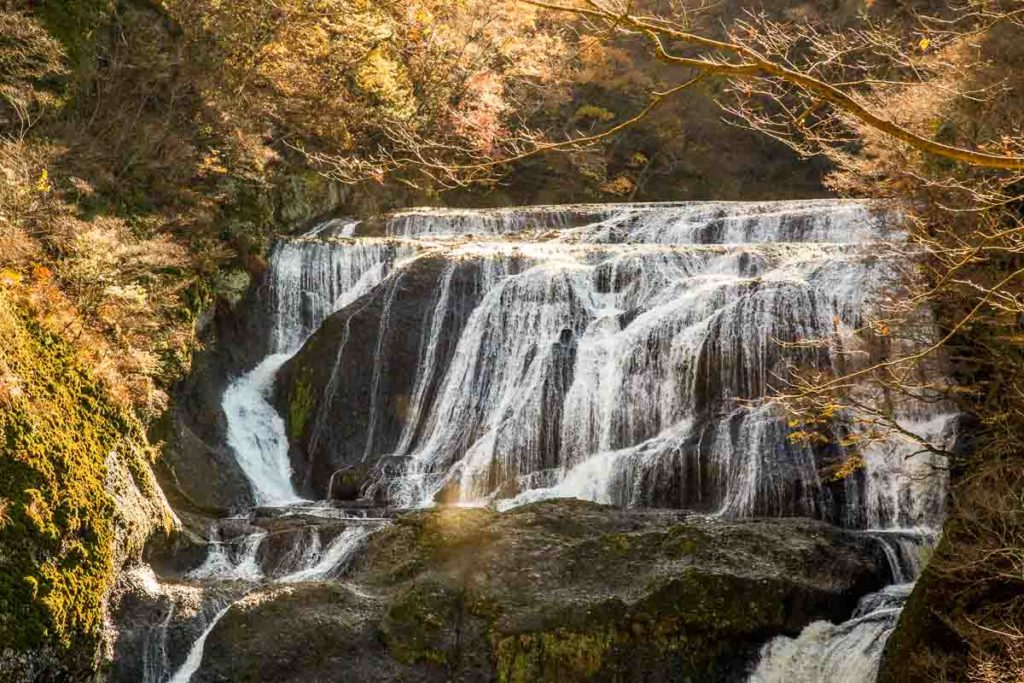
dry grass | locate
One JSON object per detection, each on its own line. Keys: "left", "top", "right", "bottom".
{"left": 0, "top": 134, "right": 199, "bottom": 417}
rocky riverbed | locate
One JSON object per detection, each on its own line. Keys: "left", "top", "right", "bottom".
{"left": 109, "top": 499, "right": 901, "bottom": 682}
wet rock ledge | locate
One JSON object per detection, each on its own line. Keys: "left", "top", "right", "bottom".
{"left": 188, "top": 499, "right": 892, "bottom": 682}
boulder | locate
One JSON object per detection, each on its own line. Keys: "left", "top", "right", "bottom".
{"left": 274, "top": 254, "right": 498, "bottom": 498}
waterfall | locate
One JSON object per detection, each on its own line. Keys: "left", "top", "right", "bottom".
{"left": 141, "top": 601, "right": 174, "bottom": 683}
{"left": 165, "top": 224, "right": 416, "bottom": 680}
{"left": 223, "top": 355, "right": 303, "bottom": 506}
{"left": 383, "top": 200, "right": 889, "bottom": 243}
{"left": 336, "top": 202, "right": 953, "bottom": 530}
{"left": 165, "top": 520, "right": 382, "bottom": 681}
{"left": 182, "top": 519, "right": 380, "bottom": 585}
{"left": 749, "top": 583, "right": 913, "bottom": 683}
{"left": 186, "top": 528, "right": 267, "bottom": 582}
{"left": 748, "top": 529, "right": 933, "bottom": 681}
{"left": 129, "top": 566, "right": 176, "bottom": 683}
{"left": 181, "top": 201, "right": 955, "bottom": 682}
{"left": 221, "top": 228, "right": 413, "bottom": 504}
{"left": 278, "top": 525, "right": 374, "bottom": 583}
{"left": 167, "top": 603, "right": 233, "bottom": 683}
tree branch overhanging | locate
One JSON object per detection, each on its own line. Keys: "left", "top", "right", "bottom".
{"left": 523, "top": 0, "right": 1024, "bottom": 171}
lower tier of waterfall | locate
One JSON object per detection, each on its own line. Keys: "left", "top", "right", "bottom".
{"left": 120, "top": 501, "right": 923, "bottom": 683}
{"left": 133, "top": 510, "right": 383, "bottom": 683}
{"left": 750, "top": 583, "right": 912, "bottom": 683}
{"left": 167, "top": 604, "right": 233, "bottom": 683}
{"left": 750, "top": 530, "right": 931, "bottom": 681}
{"left": 222, "top": 355, "right": 303, "bottom": 507}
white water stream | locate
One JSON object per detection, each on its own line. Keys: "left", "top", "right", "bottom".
{"left": 165, "top": 226, "right": 408, "bottom": 680}
{"left": 222, "top": 233, "right": 411, "bottom": 505}
{"left": 164, "top": 519, "right": 378, "bottom": 682}
{"left": 365, "top": 203, "right": 953, "bottom": 534}
{"left": 750, "top": 530, "right": 931, "bottom": 682}
{"left": 167, "top": 604, "right": 232, "bottom": 683}
{"left": 750, "top": 583, "right": 913, "bottom": 683}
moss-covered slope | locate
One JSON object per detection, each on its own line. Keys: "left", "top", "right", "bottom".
{"left": 0, "top": 293, "right": 171, "bottom": 680}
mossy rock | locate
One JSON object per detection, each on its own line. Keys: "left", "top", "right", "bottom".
{"left": 184, "top": 501, "right": 889, "bottom": 682}
{"left": 286, "top": 369, "right": 315, "bottom": 441}
{"left": 382, "top": 580, "right": 461, "bottom": 667}
{"left": 495, "top": 629, "right": 614, "bottom": 683}
{"left": 356, "top": 501, "right": 886, "bottom": 682}
{"left": 0, "top": 293, "right": 168, "bottom": 678}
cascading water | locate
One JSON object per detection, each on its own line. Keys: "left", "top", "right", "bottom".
{"left": 154, "top": 200, "right": 954, "bottom": 682}
{"left": 167, "top": 603, "right": 232, "bottom": 683}
{"left": 278, "top": 524, "right": 375, "bottom": 583}
{"left": 340, "top": 202, "right": 953, "bottom": 532}
{"left": 161, "top": 517, "right": 381, "bottom": 682}
{"left": 750, "top": 531, "right": 933, "bottom": 682}
{"left": 749, "top": 583, "right": 914, "bottom": 683}
{"left": 221, "top": 231, "right": 413, "bottom": 504}
{"left": 158, "top": 226, "right": 412, "bottom": 681}
{"left": 185, "top": 528, "right": 267, "bottom": 582}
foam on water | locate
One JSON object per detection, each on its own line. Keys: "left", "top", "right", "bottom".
{"left": 749, "top": 583, "right": 912, "bottom": 683}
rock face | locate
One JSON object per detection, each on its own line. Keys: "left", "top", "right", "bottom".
{"left": 0, "top": 296, "right": 173, "bottom": 680}
{"left": 156, "top": 286, "right": 270, "bottom": 513}
{"left": 273, "top": 254, "right": 501, "bottom": 499}
{"left": 192, "top": 500, "right": 892, "bottom": 682}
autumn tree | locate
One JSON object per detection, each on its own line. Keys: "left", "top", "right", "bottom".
{"left": 164, "top": 0, "right": 574, "bottom": 188}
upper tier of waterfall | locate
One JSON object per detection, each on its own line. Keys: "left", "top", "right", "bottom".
{"left": 220, "top": 237, "right": 418, "bottom": 505}
{"left": 226, "top": 200, "right": 953, "bottom": 531}
{"left": 375, "top": 199, "right": 898, "bottom": 243}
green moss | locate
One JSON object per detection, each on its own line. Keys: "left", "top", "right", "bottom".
{"left": 660, "top": 525, "right": 710, "bottom": 558}
{"left": 495, "top": 629, "right": 614, "bottom": 683}
{"left": 490, "top": 568, "right": 795, "bottom": 682}
{"left": 0, "top": 294, "right": 152, "bottom": 670}
{"left": 599, "top": 532, "right": 631, "bottom": 556}
{"left": 287, "top": 370, "right": 315, "bottom": 440}
{"left": 382, "top": 581, "right": 458, "bottom": 667}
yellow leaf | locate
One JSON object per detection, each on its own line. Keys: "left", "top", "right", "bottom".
{"left": 35, "top": 169, "right": 52, "bottom": 194}
{"left": 0, "top": 269, "right": 23, "bottom": 287}
{"left": 918, "top": 38, "right": 930, "bottom": 51}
